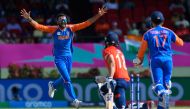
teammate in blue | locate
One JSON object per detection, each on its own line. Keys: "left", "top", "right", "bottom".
{"left": 133, "top": 11, "right": 184, "bottom": 109}
{"left": 20, "top": 7, "right": 107, "bottom": 108}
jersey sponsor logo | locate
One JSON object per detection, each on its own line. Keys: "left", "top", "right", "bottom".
{"left": 58, "top": 35, "right": 69, "bottom": 40}
{"left": 56, "top": 31, "right": 70, "bottom": 40}
{"left": 57, "top": 32, "right": 61, "bottom": 35}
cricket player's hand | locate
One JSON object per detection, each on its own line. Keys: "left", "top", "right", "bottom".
{"left": 98, "top": 6, "right": 107, "bottom": 16}
{"left": 133, "top": 57, "right": 142, "bottom": 67}
{"left": 107, "top": 77, "right": 114, "bottom": 83}
{"left": 20, "top": 9, "right": 31, "bottom": 19}
{"left": 106, "top": 77, "right": 116, "bottom": 92}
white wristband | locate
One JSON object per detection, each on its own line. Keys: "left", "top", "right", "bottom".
{"left": 133, "top": 58, "right": 141, "bottom": 65}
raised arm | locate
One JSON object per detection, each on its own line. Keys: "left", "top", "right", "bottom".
{"left": 20, "top": 9, "right": 57, "bottom": 33}
{"left": 69, "top": 7, "right": 107, "bottom": 32}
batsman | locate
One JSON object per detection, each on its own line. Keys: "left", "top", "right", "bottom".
{"left": 133, "top": 11, "right": 184, "bottom": 109}
{"left": 96, "top": 32, "right": 130, "bottom": 109}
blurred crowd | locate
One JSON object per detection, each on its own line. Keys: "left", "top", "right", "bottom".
{"left": 76, "top": 68, "right": 101, "bottom": 78}
{"left": 5, "top": 63, "right": 151, "bottom": 79}
{"left": 0, "top": 0, "right": 70, "bottom": 43}
{"left": 92, "top": 0, "right": 190, "bottom": 42}
{"left": 6, "top": 63, "right": 102, "bottom": 79}
{"left": 8, "top": 64, "right": 44, "bottom": 78}
{"left": 0, "top": 0, "right": 190, "bottom": 43}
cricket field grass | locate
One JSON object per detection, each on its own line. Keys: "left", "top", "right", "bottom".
{"left": 2, "top": 107, "right": 190, "bottom": 109}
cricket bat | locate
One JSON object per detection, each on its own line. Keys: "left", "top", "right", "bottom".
{"left": 95, "top": 76, "right": 113, "bottom": 109}
{"left": 105, "top": 81, "right": 113, "bottom": 109}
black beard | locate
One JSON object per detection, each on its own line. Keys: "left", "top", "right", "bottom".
{"left": 58, "top": 24, "right": 66, "bottom": 28}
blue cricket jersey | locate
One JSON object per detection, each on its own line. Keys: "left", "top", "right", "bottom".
{"left": 144, "top": 25, "right": 176, "bottom": 59}
{"left": 53, "top": 27, "right": 74, "bottom": 57}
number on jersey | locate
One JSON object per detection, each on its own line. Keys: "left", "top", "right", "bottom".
{"left": 154, "top": 35, "right": 167, "bottom": 47}
{"left": 116, "top": 51, "right": 127, "bottom": 70}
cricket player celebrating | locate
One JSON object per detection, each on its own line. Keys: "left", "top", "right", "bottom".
{"left": 133, "top": 11, "right": 184, "bottom": 109}
{"left": 97, "top": 32, "right": 130, "bottom": 109}
{"left": 20, "top": 7, "right": 107, "bottom": 108}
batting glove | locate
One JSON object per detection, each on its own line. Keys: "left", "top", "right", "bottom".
{"left": 107, "top": 77, "right": 116, "bottom": 92}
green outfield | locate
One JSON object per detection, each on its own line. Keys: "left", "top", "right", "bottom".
{"left": 61, "top": 107, "right": 190, "bottom": 109}
{"left": 61, "top": 107, "right": 189, "bottom": 109}
{"left": 2, "top": 107, "right": 190, "bottom": 109}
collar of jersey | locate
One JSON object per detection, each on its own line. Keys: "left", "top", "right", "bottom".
{"left": 155, "top": 25, "right": 162, "bottom": 28}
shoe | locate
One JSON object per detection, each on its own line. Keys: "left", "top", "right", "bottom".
{"left": 162, "top": 93, "right": 169, "bottom": 109}
{"left": 72, "top": 99, "right": 82, "bottom": 109}
{"left": 48, "top": 81, "right": 56, "bottom": 98}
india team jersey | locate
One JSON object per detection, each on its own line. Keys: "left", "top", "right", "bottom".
{"left": 53, "top": 27, "right": 74, "bottom": 57}
{"left": 144, "top": 25, "right": 176, "bottom": 59}
{"left": 31, "top": 20, "right": 92, "bottom": 57}
{"left": 103, "top": 46, "right": 130, "bottom": 81}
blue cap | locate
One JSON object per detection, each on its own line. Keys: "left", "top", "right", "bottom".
{"left": 151, "top": 11, "right": 164, "bottom": 24}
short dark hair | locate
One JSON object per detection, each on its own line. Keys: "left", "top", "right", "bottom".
{"left": 56, "top": 13, "right": 67, "bottom": 20}
{"left": 152, "top": 19, "right": 163, "bottom": 25}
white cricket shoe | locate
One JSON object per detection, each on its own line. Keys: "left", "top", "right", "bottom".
{"left": 48, "top": 81, "right": 56, "bottom": 98}
{"left": 72, "top": 99, "right": 82, "bottom": 109}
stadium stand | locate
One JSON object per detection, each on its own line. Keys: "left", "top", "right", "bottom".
{"left": 0, "top": 0, "right": 189, "bottom": 43}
